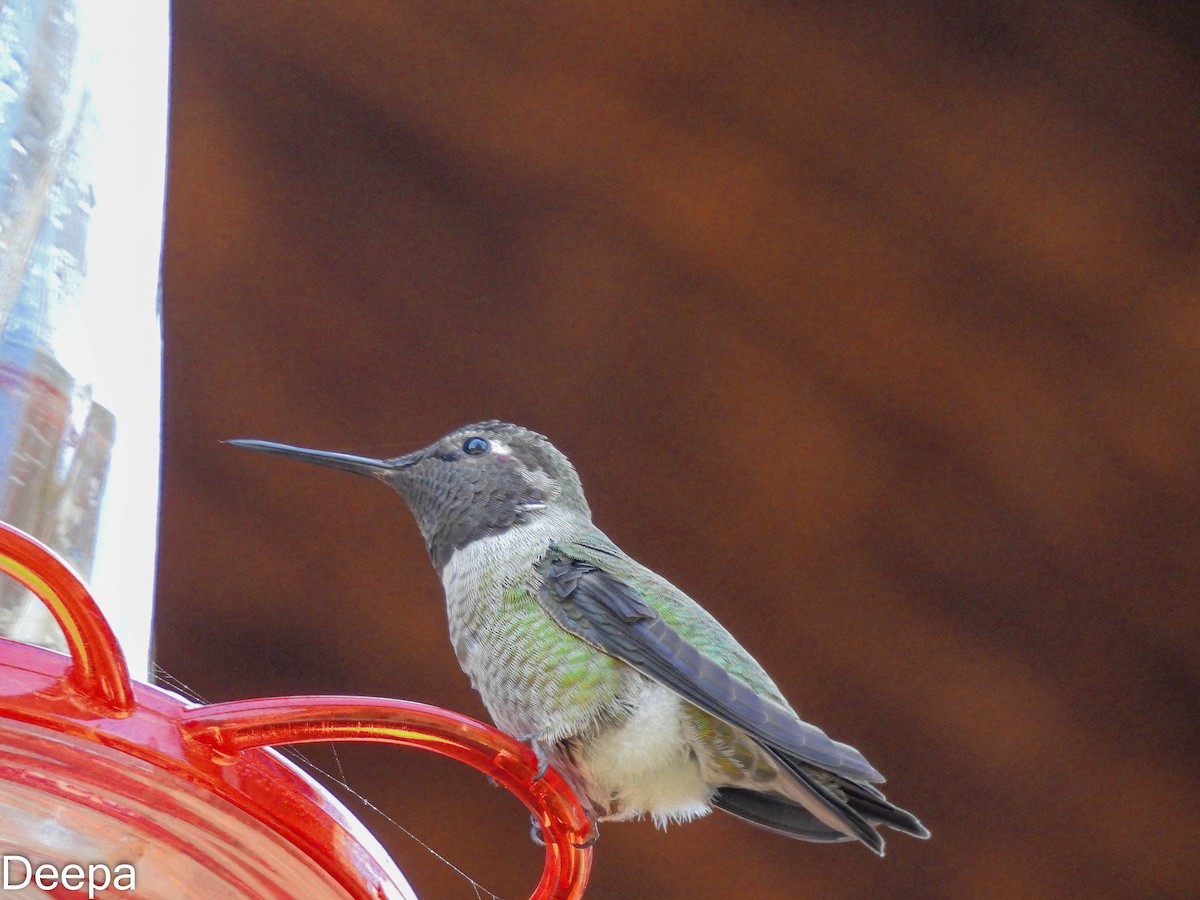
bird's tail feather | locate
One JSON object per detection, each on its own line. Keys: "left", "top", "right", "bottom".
{"left": 839, "top": 779, "right": 930, "bottom": 840}
{"left": 716, "top": 752, "right": 930, "bottom": 856}
{"left": 712, "top": 788, "right": 857, "bottom": 843}
{"left": 782, "top": 761, "right": 887, "bottom": 855}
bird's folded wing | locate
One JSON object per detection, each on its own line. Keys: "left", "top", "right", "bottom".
{"left": 536, "top": 545, "right": 883, "bottom": 783}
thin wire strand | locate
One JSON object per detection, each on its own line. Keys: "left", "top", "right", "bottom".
{"left": 151, "top": 663, "right": 209, "bottom": 704}
{"left": 280, "top": 745, "right": 503, "bottom": 900}
{"left": 330, "top": 742, "right": 348, "bottom": 788}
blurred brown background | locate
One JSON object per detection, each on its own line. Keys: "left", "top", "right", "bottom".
{"left": 158, "top": 2, "right": 1200, "bottom": 898}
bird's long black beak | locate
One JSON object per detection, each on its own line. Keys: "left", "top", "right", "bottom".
{"left": 225, "top": 439, "right": 413, "bottom": 480}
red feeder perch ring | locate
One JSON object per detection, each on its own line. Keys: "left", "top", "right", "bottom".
{"left": 0, "top": 521, "right": 593, "bottom": 899}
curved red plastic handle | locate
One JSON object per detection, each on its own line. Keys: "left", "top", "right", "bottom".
{"left": 181, "top": 696, "right": 593, "bottom": 900}
{"left": 0, "top": 521, "right": 134, "bottom": 714}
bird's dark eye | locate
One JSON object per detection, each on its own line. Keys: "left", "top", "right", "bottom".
{"left": 462, "top": 437, "right": 490, "bottom": 456}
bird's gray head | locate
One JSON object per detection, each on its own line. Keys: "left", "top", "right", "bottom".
{"left": 229, "top": 421, "right": 590, "bottom": 569}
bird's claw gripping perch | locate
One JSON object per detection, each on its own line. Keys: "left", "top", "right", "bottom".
{"left": 572, "top": 819, "right": 600, "bottom": 848}
{"left": 520, "top": 732, "right": 552, "bottom": 782}
{"left": 528, "top": 813, "right": 599, "bottom": 848}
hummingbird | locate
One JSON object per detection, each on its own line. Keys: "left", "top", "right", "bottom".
{"left": 229, "top": 421, "right": 929, "bottom": 855}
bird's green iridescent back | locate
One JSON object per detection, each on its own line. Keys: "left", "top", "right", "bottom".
{"left": 553, "top": 530, "right": 797, "bottom": 713}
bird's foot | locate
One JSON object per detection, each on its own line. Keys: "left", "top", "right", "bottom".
{"left": 518, "top": 732, "right": 552, "bottom": 781}
{"left": 526, "top": 814, "right": 600, "bottom": 849}
{"left": 528, "top": 814, "right": 546, "bottom": 846}
{"left": 572, "top": 818, "right": 600, "bottom": 849}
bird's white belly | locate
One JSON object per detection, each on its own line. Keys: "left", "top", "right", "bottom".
{"left": 578, "top": 680, "right": 713, "bottom": 826}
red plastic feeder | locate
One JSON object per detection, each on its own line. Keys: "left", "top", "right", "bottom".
{"left": 0, "top": 522, "right": 593, "bottom": 898}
